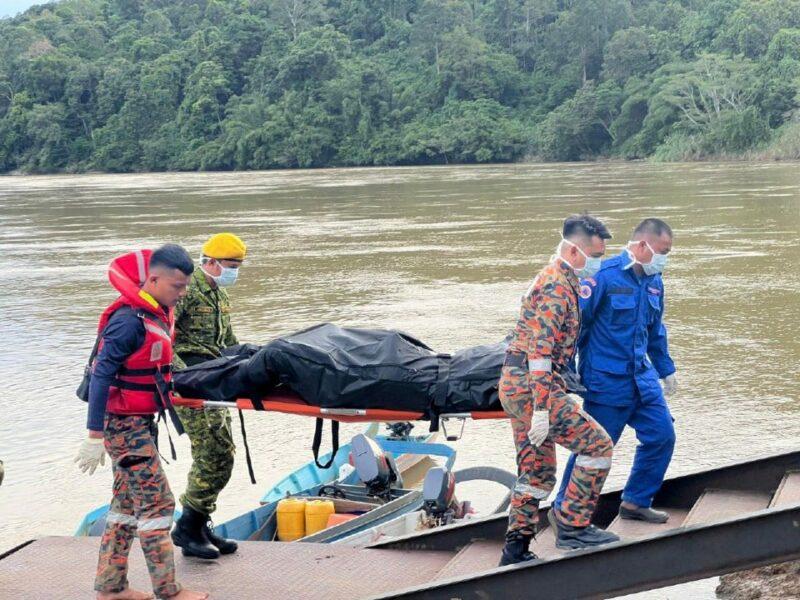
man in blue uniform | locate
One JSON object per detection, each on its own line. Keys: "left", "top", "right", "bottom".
{"left": 554, "top": 218, "right": 677, "bottom": 524}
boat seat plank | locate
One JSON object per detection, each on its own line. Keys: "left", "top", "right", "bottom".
{"left": 770, "top": 471, "right": 800, "bottom": 508}
{"left": 682, "top": 489, "right": 771, "bottom": 528}
{"left": 608, "top": 508, "right": 690, "bottom": 539}
{"left": 0, "top": 537, "right": 453, "bottom": 600}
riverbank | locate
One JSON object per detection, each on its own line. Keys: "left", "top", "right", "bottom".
{"left": 647, "top": 121, "right": 800, "bottom": 163}
{"left": 3, "top": 153, "right": 800, "bottom": 177}
{"left": 717, "top": 560, "right": 800, "bottom": 599}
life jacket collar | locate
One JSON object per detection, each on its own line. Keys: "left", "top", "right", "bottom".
{"left": 105, "top": 249, "right": 170, "bottom": 324}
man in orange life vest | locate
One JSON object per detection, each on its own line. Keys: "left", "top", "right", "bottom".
{"left": 74, "top": 245, "right": 207, "bottom": 600}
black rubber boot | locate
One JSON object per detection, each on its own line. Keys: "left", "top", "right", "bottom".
{"left": 171, "top": 506, "right": 220, "bottom": 560}
{"left": 547, "top": 508, "right": 620, "bottom": 550}
{"left": 498, "top": 532, "right": 538, "bottom": 566}
{"left": 204, "top": 520, "right": 238, "bottom": 555}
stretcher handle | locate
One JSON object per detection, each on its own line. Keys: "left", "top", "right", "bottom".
{"left": 172, "top": 397, "right": 232, "bottom": 409}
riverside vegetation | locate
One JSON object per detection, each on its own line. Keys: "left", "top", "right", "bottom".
{"left": 3, "top": 0, "right": 800, "bottom": 173}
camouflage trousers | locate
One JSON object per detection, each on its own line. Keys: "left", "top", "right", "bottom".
{"left": 177, "top": 406, "right": 235, "bottom": 516}
{"left": 499, "top": 366, "right": 613, "bottom": 534}
{"left": 96, "top": 415, "right": 181, "bottom": 598}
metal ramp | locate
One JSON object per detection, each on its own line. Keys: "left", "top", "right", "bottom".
{"left": 368, "top": 450, "right": 800, "bottom": 599}
{"left": 0, "top": 536, "right": 455, "bottom": 599}
{"left": 769, "top": 470, "right": 800, "bottom": 507}
{"left": 416, "top": 473, "right": 792, "bottom": 592}
{"left": 2, "top": 451, "right": 799, "bottom": 599}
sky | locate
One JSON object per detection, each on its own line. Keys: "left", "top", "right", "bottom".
{"left": 1, "top": 0, "right": 51, "bottom": 18}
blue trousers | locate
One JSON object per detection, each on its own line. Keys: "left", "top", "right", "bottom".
{"left": 554, "top": 397, "right": 675, "bottom": 510}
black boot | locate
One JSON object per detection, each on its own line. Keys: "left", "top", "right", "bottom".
{"left": 171, "top": 506, "right": 220, "bottom": 560}
{"left": 498, "top": 532, "right": 538, "bottom": 566}
{"left": 203, "top": 519, "right": 238, "bottom": 555}
{"left": 547, "top": 508, "right": 620, "bottom": 550}
{"left": 618, "top": 505, "right": 669, "bottom": 524}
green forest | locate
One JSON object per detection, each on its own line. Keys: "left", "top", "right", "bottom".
{"left": 2, "top": 0, "right": 800, "bottom": 173}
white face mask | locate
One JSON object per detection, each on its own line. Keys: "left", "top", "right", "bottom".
{"left": 558, "top": 238, "right": 601, "bottom": 279}
{"left": 626, "top": 241, "right": 668, "bottom": 275}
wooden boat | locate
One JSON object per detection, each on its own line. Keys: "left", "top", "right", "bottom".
{"left": 74, "top": 422, "right": 437, "bottom": 537}
{"left": 332, "top": 466, "right": 517, "bottom": 547}
{"left": 214, "top": 439, "right": 456, "bottom": 543}
{"left": 260, "top": 422, "right": 438, "bottom": 504}
{"left": 217, "top": 483, "right": 422, "bottom": 543}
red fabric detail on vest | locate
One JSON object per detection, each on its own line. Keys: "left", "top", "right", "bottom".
{"left": 98, "top": 250, "right": 172, "bottom": 332}
{"left": 96, "top": 250, "right": 176, "bottom": 415}
{"left": 105, "top": 309, "right": 173, "bottom": 415}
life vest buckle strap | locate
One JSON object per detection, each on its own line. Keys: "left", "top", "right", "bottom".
{"left": 117, "top": 365, "right": 172, "bottom": 377}
{"left": 112, "top": 379, "right": 158, "bottom": 392}
{"left": 154, "top": 370, "right": 185, "bottom": 437}
{"left": 237, "top": 409, "right": 257, "bottom": 485}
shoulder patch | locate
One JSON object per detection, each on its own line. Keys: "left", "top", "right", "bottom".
{"left": 583, "top": 277, "right": 597, "bottom": 287}
{"left": 647, "top": 286, "right": 661, "bottom": 296}
{"left": 579, "top": 284, "right": 593, "bottom": 299}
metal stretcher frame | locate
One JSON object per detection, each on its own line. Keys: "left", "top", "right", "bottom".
{"left": 172, "top": 392, "right": 508, "bottom": 423}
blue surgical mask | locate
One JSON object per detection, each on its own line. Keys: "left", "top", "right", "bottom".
{"left": 214, "top": 266, "right": 239, "bottom": 287}
{"left": 559, "top": 239, "right": 602, "bottom": 279}
{"left": 201, "top": 259, "right": 240, "bottom": 287}
{"left": 627, "top": 242, "right": 668, "bottom": 275}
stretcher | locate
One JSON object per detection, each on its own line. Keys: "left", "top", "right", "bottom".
{"left": 173, "top": 391, "right": 508, "bottom": 443}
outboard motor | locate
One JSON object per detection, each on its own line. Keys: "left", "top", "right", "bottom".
{"left": 421, "top": 466, "right": 467, "bottom": 526}
{"left": 350, "top": 434, "right": 402, "bottom": 500}
{"left": 385, "top": 421, "right": 414, "bottom": 440}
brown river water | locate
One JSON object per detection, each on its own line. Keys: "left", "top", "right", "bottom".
{"left": 1, "top": 163, "right": 798, "bottom": 598}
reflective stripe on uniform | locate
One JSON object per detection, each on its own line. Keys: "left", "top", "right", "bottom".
{"left": 137, "top": 516, "right": 173, "bottom": 532}
{"left": 514, "top": 483, "right": 552, "bottom": 500}
{"left": 106, "top": 511, "right": 138, "bottom": 527}
{"left": 528, "top": 358, "right": 552, "bottom": 373}
{"left": 144, "top": 321, "right": 171, "bottom": 341}
{"left": 135, "top": 250, "right": 146, "bottom": 286}
{"left": 575, "top": 455, "right": 612, "bottom": 469}
{"left": 108, "top": 265, "right": 126, "bottom": 283}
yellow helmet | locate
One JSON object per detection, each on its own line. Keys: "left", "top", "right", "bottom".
{"left": 201, "top": 233, "right": 247, "bottom": 261}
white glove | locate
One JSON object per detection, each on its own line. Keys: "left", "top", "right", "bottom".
{"left": 528, "top": 410, "right": 550, "bottom": 447}
{"left": 74, "top": 438, "right": 106, "bottom": 475}
{"left": 662, "top": 374, "right": 678, "bottom": 398}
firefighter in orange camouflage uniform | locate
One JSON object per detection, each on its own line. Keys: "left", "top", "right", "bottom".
{"left": 498, "top": 214, "right": 620, "bottom": 566}
{"left": 75, "top": 245, "right": 208, "bottom": 600}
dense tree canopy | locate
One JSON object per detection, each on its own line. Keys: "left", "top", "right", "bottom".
{"left": 2, "top": 0, "right": 800, "bottom": 173}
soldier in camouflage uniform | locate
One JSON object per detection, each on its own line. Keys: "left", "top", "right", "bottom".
{"left": 498, "top": 215, "right": 619, "bottom": 566}
{"left": 170, "top": 233, "right": 246, "bottom": 560}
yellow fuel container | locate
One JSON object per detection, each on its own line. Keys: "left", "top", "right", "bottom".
{"left": 276, "top": 497, "right": 306, "bottom": 541}
{"left": 305, "top": 499, "right": 335, "bottom": 536}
